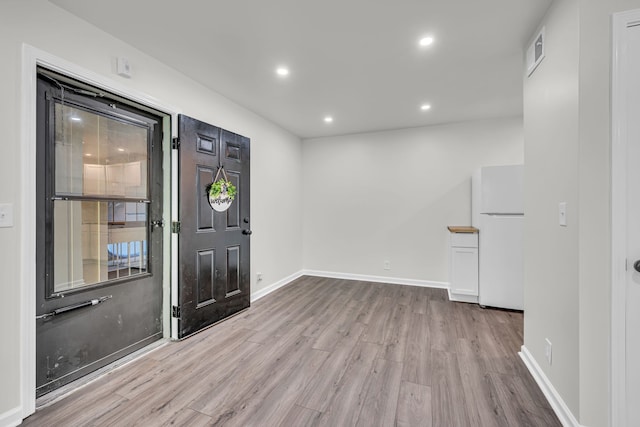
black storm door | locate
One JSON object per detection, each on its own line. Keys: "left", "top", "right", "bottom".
{"left": 35, "top": 71, "right": 164, "bottom": 396}
{"left": 177, "top": 115, "right": 251, "bottom": 338}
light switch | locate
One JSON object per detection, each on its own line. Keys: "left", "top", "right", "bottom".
{"left": 559, "top": 202, "right": 567, "bottom": 227}
{"left": 0, "top": 203, "right": 14, "bottom": 228}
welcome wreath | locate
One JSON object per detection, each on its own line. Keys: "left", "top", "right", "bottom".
{"left": 206, "top": 166, "right": 237, "bottom": 212}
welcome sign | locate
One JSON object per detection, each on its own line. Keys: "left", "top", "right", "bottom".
{"left": 207, "top": 167, "right": 237, "bottom": 212}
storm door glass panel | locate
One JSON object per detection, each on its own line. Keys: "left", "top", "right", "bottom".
{"left": 54, "top": 103, "right": 148, "bottom": 198}
{"left": 52, "top": 102, "right": 150, "bottom": 294}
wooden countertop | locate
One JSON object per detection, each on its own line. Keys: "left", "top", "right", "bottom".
{"left": 447, "top": 226, "right": 479, "bottom": 233}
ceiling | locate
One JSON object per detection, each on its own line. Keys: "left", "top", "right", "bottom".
{"left": 50, "top": 0, "right": 552, "bottom": 139}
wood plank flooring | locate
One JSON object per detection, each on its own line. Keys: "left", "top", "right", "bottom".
{"left": 23, "top": 276, "right": 560, "bottom": 426}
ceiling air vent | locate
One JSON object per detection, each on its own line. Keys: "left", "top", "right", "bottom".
{"left": 526, "top": 27, "right": 545, "bottom": 77}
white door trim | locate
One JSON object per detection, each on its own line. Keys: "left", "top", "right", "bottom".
{"left": 20, "top": 44, "right": 181, "bottom": 419}
{"left": 611, "top": 9, "right": 640, "bottom": 427}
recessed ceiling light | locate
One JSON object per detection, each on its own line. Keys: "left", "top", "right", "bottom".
{"left": 85, "top": 153, "right": 92, "bottom": 157}
{"left": 70, "top": 116, "right": 82, "bottom": 122}
{"left": 420, "top": 104, "right": 432, "bottom": 111}
{"left": 276, "top": 67, "right": 290, "bottom": 77}
{"left": 324, "top": 116, "right": 334, "bottom": 123}
{"left": 117, "top": 148, "right": 125, "bottom": 152}
{"left": 419, "top": 36, "right": 434, "bottom": 47}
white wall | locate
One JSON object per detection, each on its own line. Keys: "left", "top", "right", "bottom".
{"left": 0, "top": 0, "right": 303, "bottom": 422}
{"left": 302, "top": 117, "right": 523, "bottom": 283}
{"left": 523, "top": 0, "right": 581, "bottom": 417}
{"left": 524, "top": 1, "right": 640, "bottom": 426}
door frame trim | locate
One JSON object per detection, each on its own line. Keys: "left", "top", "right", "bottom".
{"left": 611, "top": 9, "right": 640, "bottom": 427}
{"left": 20, "top": 44, "right": 180, "bottom": 419}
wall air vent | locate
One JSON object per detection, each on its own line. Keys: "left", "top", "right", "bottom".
{"left": 526, "top": 27, "right": 545, "bottom": 77}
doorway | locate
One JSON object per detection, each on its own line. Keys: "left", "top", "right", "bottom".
{"left": 35, "top": 70, "right": 165, "bottom": 396}
{"left": 612, "top": 9, "right": 640, "bottom": 427}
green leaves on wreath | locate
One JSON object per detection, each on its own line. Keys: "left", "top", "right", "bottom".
{"left": 208, "top": 180, "right": 237, "bottom": 201}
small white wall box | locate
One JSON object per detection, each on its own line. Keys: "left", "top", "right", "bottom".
{"left": 526, "top": 27, "right": 545, "bottom": 77}
{"left": 116, "top": 57, "right": 132, "bottom": 78}
{"left": 0, "top": 203, "right": 13, "bottom": 228}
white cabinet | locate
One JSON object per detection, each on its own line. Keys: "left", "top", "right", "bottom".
{"left": 448, "top": 227, "right": 479, "bottom": 303}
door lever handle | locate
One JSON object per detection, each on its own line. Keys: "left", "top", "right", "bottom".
{"left": 242, "top": 229, "right": 252, "bottom": 235}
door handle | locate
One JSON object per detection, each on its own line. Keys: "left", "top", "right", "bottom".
{"left": 242, "top": 229, "right": 252, "bottom": 235}
{"left": 634, "top": 260, "right": 640, "bottom": 273}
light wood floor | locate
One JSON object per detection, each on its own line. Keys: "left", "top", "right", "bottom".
{"left": 24, "top": 276, "right": 560, "bottom": 426}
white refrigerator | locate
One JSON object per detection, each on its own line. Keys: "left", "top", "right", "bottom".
{"left": 472, "top": 165, "right": 524, "bottom": 310}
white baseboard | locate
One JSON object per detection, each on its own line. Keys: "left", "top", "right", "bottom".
{"left": 0, "top": 406, "right": 23, "bottom": 427}
{"left": 250, "top": 270, "right": 448, "bottom": 304}
{"left": 519, "top": 345, "right": 582, "bottom": 427}
{"left": 302, "top": 269, "right": 449, "bottom": 289}
{"left": 447, "top": 288, "right": 478, "bottom": 304}
{"left": 251, "top": 270, "right": 305, "bottom": 302}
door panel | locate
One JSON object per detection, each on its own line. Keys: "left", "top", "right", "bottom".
{"left": 177, "top": 115, "right": 250, "bottom": 338}
{"left": 225, "top": 171, "right": 241, "bottom": 229}
{"left": 626, "top": 23, "right": 640, "bottom": 427}
{"left": 36, "top": 73, "right": 164, "bottom": 396}
{"left": 196, "top": 166, "right": 217, "bottom": 231}
{"left": 226, "top": 246, "right": 241, "bottom": 297}
{"left": 196, "top": 249, "right": 215, "bottom": 306}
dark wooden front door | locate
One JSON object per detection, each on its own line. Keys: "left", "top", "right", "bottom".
{"left": 35, "top": 72, "right": 164, "bottom": 396}
{"left": 177, "top": 115, "right": 251, "bottom": 338}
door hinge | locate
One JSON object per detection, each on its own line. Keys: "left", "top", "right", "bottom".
{"left": 172, "top": 137, "right": 180, "bottom": 150}
{"left": 171, "top": 221, "right": 181, "bottom": 233}
{"left": 172, "top": 305, "right": 181, "bottom": 318}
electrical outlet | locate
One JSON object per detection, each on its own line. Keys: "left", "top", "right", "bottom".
{"left": 545, "top": 338, "right": 552, "bottom": 365}
{"left": 257, "top": 272, "right": 263, "bottom": 281}
{"left": 383, "top": 260, "right": 391, "bottom": 270}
